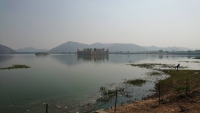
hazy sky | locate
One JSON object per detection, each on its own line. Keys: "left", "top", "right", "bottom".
{"left": 0, "top": 0, "right": 200, "bottom": 50}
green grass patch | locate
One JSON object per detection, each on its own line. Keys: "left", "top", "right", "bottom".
{"left": 155, "top": 70, "right": 200, "bottom": 97}
{"left": 126, "top": 79, "right": 146, "bottom": 86}
{"left": 0, "top": 65, "right": 30, "bottom": 70}
{"left": 193, "top": 57, "right": 200, "bottom": 59}
{"left": 179, "top": 61, "right": 200, "bottom": 63}
{"left": 175, "top": 86, "right": 186, "bottom": 94}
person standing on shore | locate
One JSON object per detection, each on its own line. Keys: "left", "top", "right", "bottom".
{"left": 175, "top": 64, "right": 180, "bottom": 70}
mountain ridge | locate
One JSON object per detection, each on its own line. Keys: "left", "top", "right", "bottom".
{"left": 48, "top": 41, "right": 191, "bottom": 53}
{"left": 49, "top": 41, "right": 89, "bottom": 52}
{"left": 0, "top": 42, "right": 193, "bottom": 53}
{"left": 0, "top": 44, "right": 16, "bottom": 54}
{"left": 17, "top": 47, "right": 48, "bottom": 52}
{"left": 144, "top": 46, "right": 190, "bottom": 51}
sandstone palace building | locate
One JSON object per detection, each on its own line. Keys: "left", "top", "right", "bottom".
{"left": 77, "top": 48, "right": 109, "bottom": 56}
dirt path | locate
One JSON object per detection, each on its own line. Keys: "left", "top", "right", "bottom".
{"left": 107, "top": 97, "right": 200, "bottom": 113}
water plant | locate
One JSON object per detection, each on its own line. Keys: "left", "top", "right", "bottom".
{"left": 128, "top": 63, "right": 161, "bottom": 69}
{"left": 128, "top": 63, "right": 188, "bottom": 69}
{"left": 97, "top": 87, "right": 116, "bottom": 102}
{"left": 147, "top": 72, "right": 162, "bottom": 76}
{"left": 160, "top": 64, "right": 175, "bottom": 68}
{"left": 103, "top": 90, "right": 115, "bottom": 98}
{"left": 100, "top": 87, "right": 106, "bottom": 92}
{"left": 0, "top": 65, "right": 30, "bottom": 70}
{"left": 125, "top": 79, "right": 146, "bottom": 86}
{"left": 97, "top": 86, "right": 127, "bottom": 103}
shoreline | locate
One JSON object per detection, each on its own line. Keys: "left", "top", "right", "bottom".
{"left": 104, "top": 69, "right": 200, "bottom": 113}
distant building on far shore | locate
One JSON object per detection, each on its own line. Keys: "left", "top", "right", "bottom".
{"left": 77, "top": 48, "right": 109, "bottom": 56}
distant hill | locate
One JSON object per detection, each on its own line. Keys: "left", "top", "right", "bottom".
{"left": 17, "top": 47, "right": 48, "bottom": 52}
{"left": 89, "top": 42, "right": 113, "bottom": 48}
{"left": 0, "top": 42, "right": 192, "bottom": 54}
{"left": 48, "top": 41, "right": 147, "bottom": 52}
{"left": 0, "top": 44, "right": 16, "bottom": 54}
{"left": 145, "top": 46, "right": 191, "bottom": 51}
{"left": 48, "top": 41, "right": 192, "bottom": 53}
{"left": 49, "top": 41, "right": 88, "bottom": 53}
{"left": 108, "top": 43, "right": 147, "bottom": 52}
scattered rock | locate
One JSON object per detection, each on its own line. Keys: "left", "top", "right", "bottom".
{"left": 56, "top": 105, "right": 62, "bottom": 109}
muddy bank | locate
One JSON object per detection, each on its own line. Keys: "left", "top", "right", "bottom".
{"left": 107, "top": 69, "right": 200, "bottom": 113}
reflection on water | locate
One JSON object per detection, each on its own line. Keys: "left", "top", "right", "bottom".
{"left": 159, "top": 55, "right": 163, "bottom": 59}
{"left": 77, "top": 55, "right": 109, "bottom": 61}
{"left": 0, "top": 55, "right": 14, "bottom": 64}
{"left": 0, "top": 54, "right": 199, "bottom": 112}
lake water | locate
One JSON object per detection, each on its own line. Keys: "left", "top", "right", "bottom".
{"left": 0, "top": 54, "right": 199, "bottom": 113}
